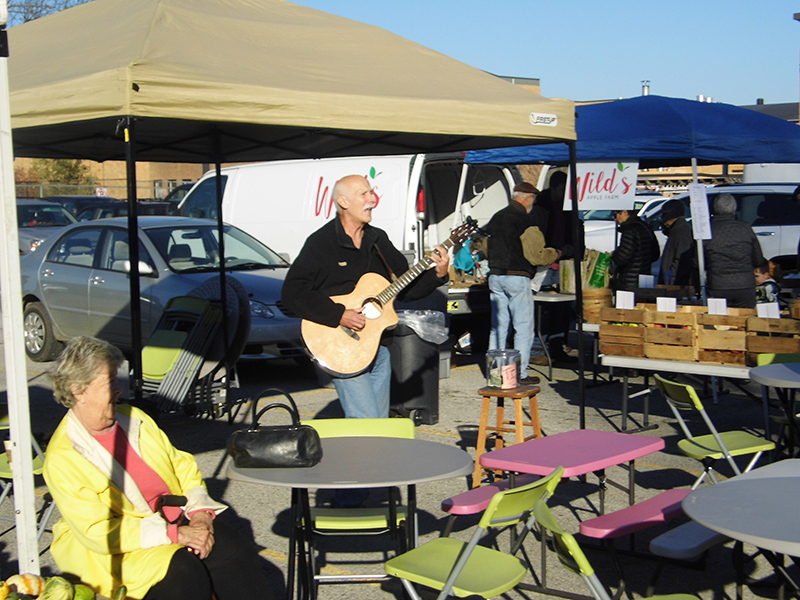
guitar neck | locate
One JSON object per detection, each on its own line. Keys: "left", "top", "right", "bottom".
{"left": 376, "top": 237, "right": 457, "bottom": 305}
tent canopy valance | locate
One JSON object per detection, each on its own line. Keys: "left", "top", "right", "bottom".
{"left": 8, "top": 0, "right": 575, "bottom": 163}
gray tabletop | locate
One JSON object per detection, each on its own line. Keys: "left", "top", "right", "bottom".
{"left": 682, "top": 459, "right": 800, "bottom": 556}
{"left": 750, "top": 362, "right": 800, "bottom": 389}
{"left": 227, "top": 436, "right": 473, "bottom": 489}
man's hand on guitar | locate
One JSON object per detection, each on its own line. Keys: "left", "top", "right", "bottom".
{"left": 431, "top": 245, "right": 450, "bottom": 278}
{"left": 340, "top": 308, "right": 366, "bottom": 331}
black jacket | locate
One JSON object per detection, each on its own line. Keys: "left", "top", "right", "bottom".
{"left": 611, "top": 215, "right": 660, "bottom": 291}
{"left": 281, "top": 217, "right": 445, "bottom": 328}
{"left": 658, "top": 217, "right": 698, "bottom": 288}
{"left": 486, "top": 201, "right": 537, "bottom": 277}
{"left": 703, "top": 214, "right": 764, "bottom": 290}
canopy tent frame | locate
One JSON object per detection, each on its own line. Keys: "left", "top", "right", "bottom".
{"left": 2, "top": 0, "right": 577, "bottom": 571}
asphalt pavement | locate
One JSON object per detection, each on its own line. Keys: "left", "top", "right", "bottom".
{"left": 0, "top": 331, "right": 793, "bottom": 600}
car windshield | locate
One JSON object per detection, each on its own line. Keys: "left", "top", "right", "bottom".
{"left": 147, "top": 224, "right": 289, "bottom": 272}
{"left": 18, "top": 204, "right": 76, "bottom": 228}
{"left": 583, "top": 209, "right": 615, "bottom": 221}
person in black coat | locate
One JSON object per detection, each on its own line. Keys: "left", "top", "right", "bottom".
{"left": 658, "top": 199, "right": 698, "bottom": 290}
{"left": 704, "top": 193, "right": 763, "bottom": 309}
{"left": 610, "top": 209, "right": 660, "bottom": 292}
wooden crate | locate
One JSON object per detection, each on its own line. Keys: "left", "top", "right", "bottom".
{"left": 746, "top": 317, "right": 800, "bottom": 354}
{"left": 642, "top": 311, "right": 695, "bottom": 361}
{"left": 599, "top": 307, "right": 645, "bottom": 357}
{"left": 694, "top": 313, "right": 748, "bottom": 365}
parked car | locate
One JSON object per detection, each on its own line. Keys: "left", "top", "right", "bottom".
{"left": 163, "top": 182, "right": 194, "bottom": 212}
{"left": 16, "top": 198, "right": 77, "bottom": 255}
{"left": 42, "top": 195, "right": 122, "bottom": 217}
{"left": 583, "top": 183, "right": 800, "bottom": 275}
{"left": 20, "top": 216, "right": 303, "bottom": 362}
{"left": 76, "top": 201, "right": 172, "bottom": 221}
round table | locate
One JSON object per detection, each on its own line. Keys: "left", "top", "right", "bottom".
{"left": 683, "top": 460, "right": 800, "bottom": 596}
{"left": 228, "top": 436, "right": 473, "bottom": 600}
{"left": 750, "top": 362, "right": 800, "bottom": 451}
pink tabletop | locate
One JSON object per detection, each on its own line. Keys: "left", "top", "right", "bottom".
{"left": 479, "top": 429, "right": 665, "bottom": 478}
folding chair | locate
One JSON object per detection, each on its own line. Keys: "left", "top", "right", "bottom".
{"left": 302, "top": 418, "right": 416, "bottom": 584}
{"left": 384, "top": 466, "right": 563, "bottom": 600}
{"left": 0, "top": 413, "right": 56, "bottom": 541}
{"left": 533, "top": 498, "right": 698, "bottom": 600}
{"left": 653, "top": 374, "right": 774, "bottom": 488}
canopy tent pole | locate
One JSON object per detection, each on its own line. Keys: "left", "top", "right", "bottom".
{"left": 568, "top": 141, "right": 587, "bottom": 429}
{"left": 213, "top": 132, "right": 231, "bottom": 412}
{"left": 122, "top": 117, "right": 144, "bottom": 403}
{"left": 0, "top": 2, "right": 39, "bottom": 572}
{"left": 692, "top": 157, "right": 708, "bottom": 303}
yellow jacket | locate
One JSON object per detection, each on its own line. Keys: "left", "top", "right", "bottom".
{"left": 43, "top": 404, "right": 226, "bottom": 599}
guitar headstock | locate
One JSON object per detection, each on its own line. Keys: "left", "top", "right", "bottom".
{"left": 449, "top": 217, "right": 485, "bottom": 245}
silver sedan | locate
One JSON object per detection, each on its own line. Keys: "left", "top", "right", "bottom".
{"left": 20, "top": 216, "right": 303, "bottom": 362}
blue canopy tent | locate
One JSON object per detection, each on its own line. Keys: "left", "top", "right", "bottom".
{"left": 467, "top": 94, "right": 800, "bottom": 431}
{"left": 466, "top": 95, "right": 800, "bottom": 166}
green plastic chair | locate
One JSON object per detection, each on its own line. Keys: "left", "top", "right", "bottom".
{"left": 304, "top": 417, "right": 415, "bottom": 531}
{"left": 384, "top": 466, "right": 564, "bottom": 600}
{"left": 532, "top": 498, "right": 698, "bottom": 600}
{"left": 302, "top": 417, "right": 416, "bottom": 586}
{"left": 0, "top": 409, "right": 55, "bottom": 541}
{"left": 653, "top": 374, "right": 774, "bottom": 488}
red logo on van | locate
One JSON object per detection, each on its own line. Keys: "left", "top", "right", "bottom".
{"left": 314, "top": 174, "right": 381, "bottom": 218}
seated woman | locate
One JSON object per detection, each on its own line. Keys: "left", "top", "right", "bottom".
{"left": 44, "top": 336, "right": 275, "bottom": 600}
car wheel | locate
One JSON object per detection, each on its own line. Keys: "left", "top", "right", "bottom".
{"left": 23, "top": 302, "right": 61, "bottom": 362}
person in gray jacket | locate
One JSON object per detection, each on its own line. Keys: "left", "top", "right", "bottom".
{"left": 703, "top": 193, "right": 764, "bottom": 308}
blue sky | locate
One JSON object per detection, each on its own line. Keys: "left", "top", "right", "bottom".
{"left": 290, "top": 0, "right": 800, "bottom": 107}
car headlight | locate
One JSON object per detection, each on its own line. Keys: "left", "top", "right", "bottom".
{"left": 249, "top": 299, "right": 275, "bottom": 319}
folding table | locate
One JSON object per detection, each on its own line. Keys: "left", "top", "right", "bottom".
{"left": 532, "top": 291, "right": 575, "bottom": 380}
{"left": 601, "top": 354, "right": 753, "bottom": 432}
{"left": 749, "top": 362, "right": 800, "bottom": 454}
{"left": 479, "top": 428, "right": 665, "bottom": 596}
{"left": 683, "top": 459, "right": 800, "bottom": 600}
{"left": 228, "top": 436, "right": 472, "bottom": 600}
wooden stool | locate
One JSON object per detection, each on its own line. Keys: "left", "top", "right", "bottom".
{"left": 472, "top": 384, "right": 542, "bottom": 487}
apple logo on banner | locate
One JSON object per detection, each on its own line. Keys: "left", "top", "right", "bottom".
{"left": 529, "top": 113, "right": 558, "bottom": 127}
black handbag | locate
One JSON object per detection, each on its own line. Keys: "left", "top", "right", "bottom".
{"left": 226, "top": 388, "right": 323, "bottom": 468}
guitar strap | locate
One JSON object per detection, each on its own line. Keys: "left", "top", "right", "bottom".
{"left": 373, "top": 243, "right": 399, "bottom": 283}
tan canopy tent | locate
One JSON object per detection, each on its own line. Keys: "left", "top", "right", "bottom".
{"left": 8, "top": 0, "right": 574, "bottom": 161}
{"left": 1, "top": 0, "right": 578, "bottom": 572}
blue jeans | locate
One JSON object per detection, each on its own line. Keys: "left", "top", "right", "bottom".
{"left": 332, "top": 345, "right": 392, "bottom": 418}
{"left": 489, "top": 275, "right": 534, "bottom": 378}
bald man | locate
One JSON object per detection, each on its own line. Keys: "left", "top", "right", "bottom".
{"left": 282, "top": 175, "right": 449, "bottom": 419}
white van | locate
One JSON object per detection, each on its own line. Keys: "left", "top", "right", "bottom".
{"left": 178, "top": 154, "right": 518, "bottom": 315}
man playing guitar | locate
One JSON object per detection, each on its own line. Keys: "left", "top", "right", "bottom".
{"left": 281, "top": 174, "right": 449, "bottom": 421}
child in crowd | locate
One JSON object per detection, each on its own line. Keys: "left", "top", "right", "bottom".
{"left": 755, "top": 260, "right": 784, "bottom": 306}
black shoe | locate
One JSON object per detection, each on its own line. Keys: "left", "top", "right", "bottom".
{"left": 519, "top": 376, "right": 541, "bottom": 385}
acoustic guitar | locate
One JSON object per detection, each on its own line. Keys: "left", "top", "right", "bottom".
{"left": 301, "top": 219, "right": 479, "bottom": 376}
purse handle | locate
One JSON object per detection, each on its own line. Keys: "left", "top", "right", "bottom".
{"left": 250, "top": 388, "right": 301, "bottom": 429}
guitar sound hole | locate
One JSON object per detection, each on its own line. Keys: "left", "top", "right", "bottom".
{"left": 361, "top": 299, "right": 382, "bottom": 320}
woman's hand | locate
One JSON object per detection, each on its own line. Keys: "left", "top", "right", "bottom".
{"left": 188, "top": 510, "right": 214, "bottom": 534}
{"left": 178, "top": 523, "right": 214, "bottom": 559}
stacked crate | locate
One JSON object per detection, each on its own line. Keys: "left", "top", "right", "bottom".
{"left": 746, "top": 317, "right": 800, "bottom": 360}
{"left": 598, "top": 308, "right": 645, "bottom": 357}
{"left": 643, "top": 311, "right": 695, "bottom": 361}
{"left": 694, "top": 313, "right": 749, "bottom": 365}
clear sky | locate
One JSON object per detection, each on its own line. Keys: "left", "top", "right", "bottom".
{"left": 290, "top": 0, "right": 800, "bottom": 107}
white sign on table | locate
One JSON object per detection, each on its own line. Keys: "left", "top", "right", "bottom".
{"left": 615, "top": 290, "right": 635, "bottom": 310}
{"left": 563, "top": 161, "right": 638, "bottom": 211}
{"left": 657, "top": 297, "right": 677, "bottom": 312}
{"left": 708, "top": 298, "right": 728, "bottom": 315}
